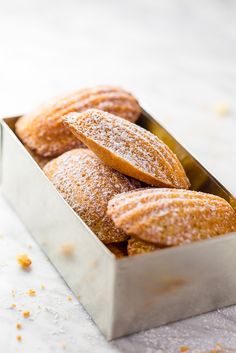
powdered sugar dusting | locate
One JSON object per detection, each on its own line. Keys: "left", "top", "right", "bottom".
{"left": 43, "top": 149, "right": 141, "bottom": 243}
{"left": 15, "top": 86, "right": 141, "bottom": 157}
{"left": 107, "top": 188, "right": 236, "bottom": 246}
{"left": 64, "top": 109, "right": 190, "bottom": 189}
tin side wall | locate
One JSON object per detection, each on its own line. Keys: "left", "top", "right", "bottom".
{"left": 2, "top": 113, "right": 236, "bottom": 340}
{"left": 0, "top": 120, "right": 116, "bottom": 338}
{"left": 138, "top": 110, "right": 236, "bottom": 207}
{"left": 112, "top": 234, "right": 236, "bottom": 338}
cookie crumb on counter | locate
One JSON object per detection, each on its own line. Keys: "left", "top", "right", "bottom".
{"left": 67, "top": 296, "right": 72, "bottom": 301}
{"left": 27, "top": 289, "right": 36, "bottom": 296}
{"left": 61, "top": 342, "right": 66, "bottom": 350}
{"left": 40, "top": 284, "right": 45, "bottom": 290}
{"left": 22, "top": 310, "right": 30, "bottom": 318}
{"left": 214, "top": 102, "right": 230, "bottom": 117}
{"left": 16, "top": 323, "right": 22, "bottom": 330}
{"left": 179, "top": 346, "right": 189, "bottom": 352}
{"left": 61, "top": 243, "right": 75, "bottom": 256}
{"left": 17, "top": 254, "right": 32, "bottom": 269}
{"left": 11, "top": 303, "right": 16, "bottom": 309}
{"left": 11, "top": 289, "right": 16, "bottom": 298}
{"left": 16, "top": 335, "right": 22, "bottom": 342}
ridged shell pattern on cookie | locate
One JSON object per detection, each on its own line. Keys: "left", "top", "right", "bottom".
{"left": 107, "top": 188, "right": 236, "bottom": 246}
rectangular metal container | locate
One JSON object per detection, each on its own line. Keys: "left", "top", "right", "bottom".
{"left": 1, "top": 110, "right": 236, "bottom": 340}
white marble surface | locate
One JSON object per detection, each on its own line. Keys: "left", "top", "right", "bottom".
{"left": 0, "top": 0, "right": 236, "bottom": 352}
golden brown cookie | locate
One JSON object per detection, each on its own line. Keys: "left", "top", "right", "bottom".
{"left": 43, "top": 149, "right": 140, "bottom": 243}
{"left": 63, "top": 109, "right": 190, "bottom": 188}
{"left": 16, "top": 86, "right": 141, "bottom": 158}
{"left": 107, "top": 188, "right": 236, "bottom": 246}
{"left": 127, "top": 238, "right": 158, "bottom": 256}
{"left": 107, "top": 242, "right": 128, "bottom": 258}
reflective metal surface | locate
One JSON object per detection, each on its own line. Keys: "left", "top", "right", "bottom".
{"left": 1, "top": 111, "right": 236, "bottom": 340}
{"left": 138, "top": 110, "right": 236, "bottom": 208}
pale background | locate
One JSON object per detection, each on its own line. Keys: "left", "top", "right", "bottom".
{"left": 0, "top": 0, "right": 236, "bottom": 352}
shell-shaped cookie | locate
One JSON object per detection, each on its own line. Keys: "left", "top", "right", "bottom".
{"left": 16, "top": 86, "right": 141, "bottom": 157}
{"left": 43, "top": 149, "right": 140, "bottom": 243}
{"left": 63, "top": 109, "right": 190, "bottom": 189}
{"left": 107, "top": 188, "right": 236, "bottom": 246}
{"left": 127, "top": 238, "right": 158, "bottom": 256}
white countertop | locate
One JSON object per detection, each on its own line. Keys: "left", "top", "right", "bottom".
{"left": 1, "top": 0, "right": 236, "bottom": 352}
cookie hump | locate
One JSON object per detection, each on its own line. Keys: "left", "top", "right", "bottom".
{"left": 43, "top": 149, "right": 140, "bottom": 243}
{"left": 127, "top": 238, "right": 159, "bottom": 256}
{"left": 107, "top": 188, "right": 236, "bottom": 246}
{"left": 16, "top": 86, "right": 141, "bottom": 157}
{"left": 63, "top": 109, "right": 190, "bottom": 189}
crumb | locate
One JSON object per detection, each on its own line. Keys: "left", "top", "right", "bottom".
{"left": 67, "top": 296, "right": 72, "bottom": 301}
{"left": 11, "top": 303, "right": 16, "bottom": 309}
{"left": 61, "top": 342, "right": 66, "bottom": 349}
{"left": 40, "top": 284, "right": 45, "bottom": 290}
{"left": 180, "top": 346, "right": 189, "bottom": 352}
{"left": 16, "top": 335, "right": 22, "bottom": 342}
{"left": 214, "top": 102, "right": 230, "bottom": 117}
{"left": 11, "top": 289, "right": 16, "bottom": 298}
{"left": 22, "top": 311, "right": 30, "bottom": 318}
{"left": 77, "top": 294, "right": 81, "bottom": 300}
{"left": 27, "top": 289, "right": 36, "bottom": 296}
{"left": 27, "top": 244, "right": 32, "bottom": 249}
{"left": 16, "top": 323, "right": 22, "bottom": 330}
{"left": 17, "top": 254, "right": 32, "bottom": 269}
{"left": 61, "top": 243, "right": 75, "bottom": 256}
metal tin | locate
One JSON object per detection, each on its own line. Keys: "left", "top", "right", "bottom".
{"left": 1, "top": 110, "right": 236, "bottom": 340}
